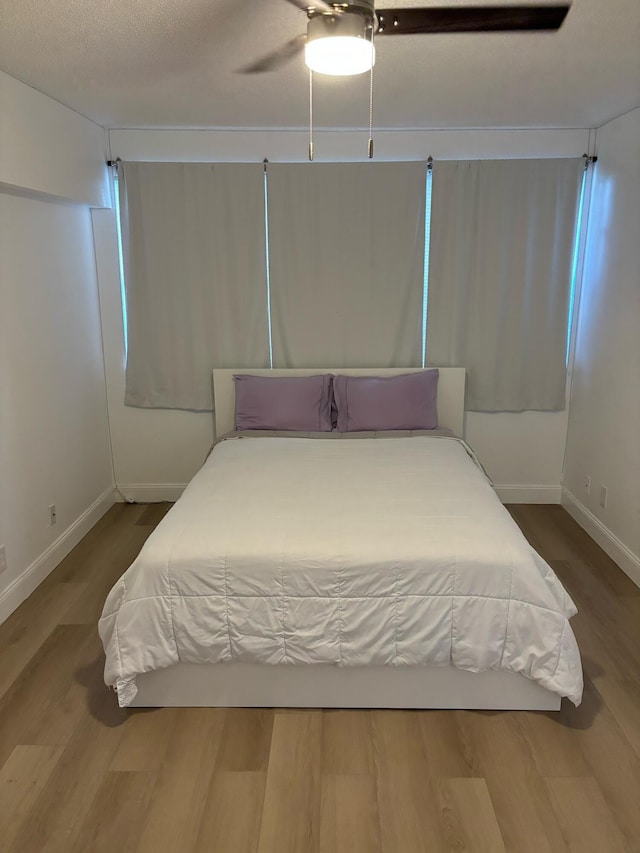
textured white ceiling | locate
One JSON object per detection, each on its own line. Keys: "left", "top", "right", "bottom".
{"left": 1, "top": 0, "right": 639, "bottom": 130}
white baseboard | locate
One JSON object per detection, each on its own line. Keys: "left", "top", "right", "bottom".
{"left": 115, "top": 484, "right": 187, "bottom": 503}
{"left": 494, "top": 485, "right": 562, "bottom": 504}
{"left": 0, "top": 486, "right": 116, "bottom": 625}
{"left": 562, "top": 488, "right": 640, "bottom": 588}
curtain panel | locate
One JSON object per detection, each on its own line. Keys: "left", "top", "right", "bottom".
{"left": 426, "top": 158, "right": 583, "bottom": 412}
{"left": 119, "top": 162, "right": 270, "bottom": 411}
{"left": 266, "top": 162, "right": 427, "bottom": 368}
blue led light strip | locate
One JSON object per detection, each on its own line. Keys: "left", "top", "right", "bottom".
{"left": 422, "top": 162, "right": 433, "bottom": 368}
{"left": 113, "top": 173, "right": 129, "bottom": 362}
{"left": 263, "top": 168, "right": 274, "bottom": 368}
{"left": 566, "top": 167, "right": 588, "bottom": 364}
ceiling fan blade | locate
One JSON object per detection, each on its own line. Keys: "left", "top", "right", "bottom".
{"left": 282, "top": 0, "right": 338, "bottom": 14}
{"left": 375, "top": 5, "right": 570, "bottom": 35}
{"left": 237, "top": 34, "right": 307, "bottom": 73}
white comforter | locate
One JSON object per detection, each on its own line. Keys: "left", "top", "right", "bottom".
{"left": 99, "top": 436, "right": 583, "bottom": 707}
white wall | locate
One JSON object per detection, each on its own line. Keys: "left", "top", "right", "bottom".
{"left": 97, "top": 126, "right": 590, "bottom": 500}
{"left": 1, "top": 70, "right": 110, "bottom": 207}
{"left": 0, "top": 195, "right": 115, "bottom": 620}
{"left": 562, "top": 108, "right": 640, "bottom": 585}
{"left": 108, "top": 127, "right": 588, "bottom": 163}
{"left": 0, "top": 73, "right": 115, "bottom": 622}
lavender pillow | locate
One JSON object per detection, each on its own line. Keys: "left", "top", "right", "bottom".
{"left": 234, "top": 374, "right": 334, "bottom": 432}
{"left": 334, "top": 370, "right": 439, "bottom": 432}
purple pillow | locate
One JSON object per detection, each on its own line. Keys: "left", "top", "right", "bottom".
{"left": 334, "top": 370, "right": 439, "bottom": 432}
{"left": 234, "top": 374, "right": 334, "bottom": 432}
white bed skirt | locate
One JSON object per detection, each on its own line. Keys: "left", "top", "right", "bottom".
{"left": 129, "top": 663, "right": 561, "bottom": 711}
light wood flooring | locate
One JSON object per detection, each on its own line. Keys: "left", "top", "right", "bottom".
{"left": 1, "top": 502, "right": 639, "bottom": 852}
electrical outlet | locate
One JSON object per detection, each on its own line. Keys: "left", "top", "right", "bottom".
{"left": 584, "top": 476, "right": 591, "bottom": 495}
{"left": 49, "top": 504, "right": 57, "bottom": 526}
{"left": 599, "top": 485, "right": 608, "bottom": 509}
{"left": 0, "top": 545, "right": 7, "bottom": 575}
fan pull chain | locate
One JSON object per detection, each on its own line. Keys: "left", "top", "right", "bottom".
{"left": 309, "top": 68, "right": 314, "bottom": 162}
{"left": 367, "top": 51, "right": 374, "bottom": 159}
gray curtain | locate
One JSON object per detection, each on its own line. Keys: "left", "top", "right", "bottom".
{"left": 426, "top": 158, "right": 583, "bottom": 412}
{"left": 266, "top": 162, "right": 427, "bottom": 368}
{"left": 119, "top": 162, "right": 270, "bottom": 410}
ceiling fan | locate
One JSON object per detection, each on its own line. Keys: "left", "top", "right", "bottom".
{"left": 240, "top": 1, "right": 571, "bottom": 76}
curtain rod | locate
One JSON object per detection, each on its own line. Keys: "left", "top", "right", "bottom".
{"left": 107, "top": 154, "right": 591, "bottom": 170}
{"left": 263, "top": 157, "right": 433, "bottom": 169}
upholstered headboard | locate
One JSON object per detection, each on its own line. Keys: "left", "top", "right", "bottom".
{"left": 212, "top": 368, "right": 465, "bottom": 437}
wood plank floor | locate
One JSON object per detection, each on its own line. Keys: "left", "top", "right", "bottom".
{"left": 1, "top": 502, "right": 639, "bottom": 852}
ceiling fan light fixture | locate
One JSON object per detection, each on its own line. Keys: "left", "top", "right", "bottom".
{"left": 305, "top": 36, "right": 375, "bottom": 75}
{"left": 304, "top": 12, "right": 375, "bottom": 76}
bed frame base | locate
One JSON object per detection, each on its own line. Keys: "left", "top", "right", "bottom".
{"left": 130, "top": 663, "right": 560, "bottom": 710}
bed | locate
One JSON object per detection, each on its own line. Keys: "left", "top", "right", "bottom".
{"left": 99, "top": 368, "right": 582, "bottom": 710}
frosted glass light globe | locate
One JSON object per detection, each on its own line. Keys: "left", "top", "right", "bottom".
{"left": 305, "top": 35, "right": 375, "bottom": 76}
